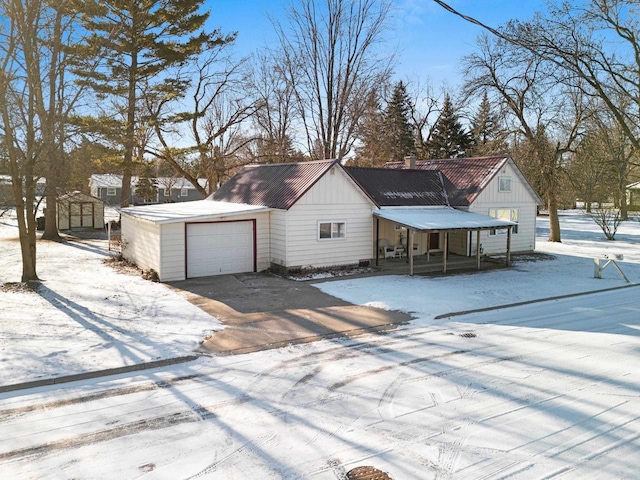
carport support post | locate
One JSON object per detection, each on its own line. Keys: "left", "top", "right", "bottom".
{"left": 443, "top": 231, "right": 448, "bottom": 274}
{"left": 476, "top": 230, "right": 481, "bottom": 270}
{"left": 375, "top": 217, "right": 380, "bottom": 267}
{"left": 426, "top": 230, "right": 430, "bottom": 262}
{"left": 506, "top": 226, "right": 512, "bottom": 267}
{"left": 409, "top": 229, "right": 414, "bottom": 276}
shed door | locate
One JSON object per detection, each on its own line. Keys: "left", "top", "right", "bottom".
{"left": 70, "top": 202, "right": 94, "bottom": 228}
{"left": 186, "top": 221, "right": 254, "bottom": 278}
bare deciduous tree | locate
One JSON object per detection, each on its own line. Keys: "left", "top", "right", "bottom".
{"left": 275, "top": 0, "right": 393, "bottom": 160}
{"left": 463, "top": 32, "right": 585, "bottom": 242}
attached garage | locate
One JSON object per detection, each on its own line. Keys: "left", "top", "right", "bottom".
{"left": 186, "top": 220, "right": 256, "bottom": 278}
{"left": 121, "top": 200, "right": 270, "bottom": 282}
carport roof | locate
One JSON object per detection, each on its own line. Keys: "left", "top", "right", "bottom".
{"left": 373, "top": 207, "right": 515, "bottom": 231}
{"left": 121, "top": 200, "right": 270, "bottom": 225}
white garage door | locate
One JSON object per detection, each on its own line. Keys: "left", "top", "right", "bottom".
{"left": 186, "top": 221, "right": 254, "bottom": 278}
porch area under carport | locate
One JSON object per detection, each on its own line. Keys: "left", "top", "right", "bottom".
{"left": 373, "top": 207, "right": 516, "bottom": 276}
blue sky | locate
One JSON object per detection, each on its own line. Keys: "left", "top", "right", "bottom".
{"left": 205, "top": 0, "right": 547, "bottom": 89}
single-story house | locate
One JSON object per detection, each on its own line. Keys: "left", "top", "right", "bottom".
{"left": 89, "top": 174, "right": 208, "bottom": 206}
{"left": 57, "top": 191, "right": 105, "bottom": 230}
{"left": 121, "top": 156, "right": 541, "bottom": 281}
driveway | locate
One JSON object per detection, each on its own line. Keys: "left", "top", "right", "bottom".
{"left": 169, "top": 273, "right": 412, "bottom": 355}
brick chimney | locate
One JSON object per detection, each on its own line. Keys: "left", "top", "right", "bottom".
{"left": 404, "top": 154, "right": 416, "bottom": 169}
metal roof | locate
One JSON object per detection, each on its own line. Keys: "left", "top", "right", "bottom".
{"left": 212, "top": 159, "right": 339, "bottom": 210}
{"left": 344, "top": 167, "right": 449, "bottom": 207}
{"left": 373, "top": 207, "right": 516, "bottom": 231}
{"left": 385, "top": 156, "right": 509, "bottom": 206}
{"left": 121, "top": 200, "right": 270, "bottom": 225}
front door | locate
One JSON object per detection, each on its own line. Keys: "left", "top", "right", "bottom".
{"left": 427, "top": 231, "right": 440, "bottom": 250}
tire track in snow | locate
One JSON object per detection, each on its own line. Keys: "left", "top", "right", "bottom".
{"left": 0, "top": 405, "right": 217, "bottom": 462}
{"left": 182, "top": 433, "right": 277, "bottom": 479}
{"left": 0, "top": 374, "right": 203, "bottom": 422}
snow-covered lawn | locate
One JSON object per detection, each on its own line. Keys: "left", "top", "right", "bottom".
{"left": 0, "top": 209, "right": 638, "bottom": 387}
{"left": 0, "top": 211, "right": 220, "bottom": 385}
{"left": 316, "top": 211, "right": 640, "bottom": 319}
{"left": 0, "top": 210, "right": 639, "bottom": 479}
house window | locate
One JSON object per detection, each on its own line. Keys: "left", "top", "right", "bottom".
{"left": 498, "top": 176, "right": 512, "bottom": 192}
{"left": 180, "top": 187, "right": 188, "bottom": 197}
{"left": 489, "top": 208, "right": 518, "bottom": 235}
{"left": 106, "top": 187, "right": 116, "bottom": 196}
{"left": 318, "top": 221, "right": 346, "bottom": 240}
{"left": 163, "top": 188, "right": 170, "bottom": 197}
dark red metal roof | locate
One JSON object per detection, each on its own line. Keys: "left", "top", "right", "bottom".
{"left": 344, "top": 167, "right": 448, "bottom": 207}
{"left": 212, "top": 159, "right": 338, "bottom": 210}
{"left": 384, "top": 156, "right": 508, "bottom": 206}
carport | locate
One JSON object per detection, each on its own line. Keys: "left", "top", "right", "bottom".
{"left": 373, "top": 207, "right": 516, "bottom": 275}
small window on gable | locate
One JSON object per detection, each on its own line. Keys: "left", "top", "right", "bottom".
{"left": 318, "top": 221, "right": 346, "bottom": 240}
{"left": 499, "top": 176, "right": 512, "bottom": 192}
{"left": 180, "top": 187, "right": 188, "bottom": 197}
{"left": 106, "top": 187, "right": 116, "bottom": 196}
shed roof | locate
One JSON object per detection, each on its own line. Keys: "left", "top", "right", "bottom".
{"left": 121, "top": 200, "right": 269, "bottom": 225}
{"left": 373, "top": 207, "right": 516, "bottom": 231}
{"left": 385, "top": 156, "right": 510, "bottom": 206}
{"left": 344, "top": 167, "right": 449, "bottom": 207}
{"left": 212, "top": 159, "right": 339, "bottom": 210}
{"left": 58, "top": 191, "right": 104, "bottom": 203}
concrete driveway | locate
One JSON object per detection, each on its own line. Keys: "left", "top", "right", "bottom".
{"left": 169, "top": 273, "right": 412, "bottom": 355}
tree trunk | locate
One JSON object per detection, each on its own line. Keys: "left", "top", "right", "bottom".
{"left": 547, "top": 194, "right": 562, "bottom": 242}
{"left": 41, "top": 181, "right": 61, "bottom": 240}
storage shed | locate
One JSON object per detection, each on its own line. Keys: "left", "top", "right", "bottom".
{"left": 57, "top": 192, "right": 105, "bottom": 230}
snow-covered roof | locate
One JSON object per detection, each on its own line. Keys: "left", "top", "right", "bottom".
{"left": 90, "top": 174, "right": 207, "bottom": 190}
{"left": 121, "top": 200, "right": 270, "bottom": 224}
{"left": 373, "top": 206, "right": 516, "bottom": 231}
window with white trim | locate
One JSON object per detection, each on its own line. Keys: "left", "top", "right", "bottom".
{"left": 106, "top": 187, "right": 116, "bottom": 196}
{"left": 489, "top": 208, "right": 518, "bottom": 235}
{"left": 318, "top": 221, "right": 346, "bottom": 240}
{"left": 163, "top": 188, "right": 170, "bottom": 197}
{"left": 180, "top": 187, "right": 188, "bottom": 197}
{"left": 498, "top": 176, "right": 512, "bottom": 192}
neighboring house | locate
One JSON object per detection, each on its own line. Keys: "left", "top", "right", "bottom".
{"left": 627, "top": 182, "right": 640, "bottom": 210}
{"left": 57, "top": 192, "right": 104, "bottom": 230}
{"left": 89, "top": 174, "right": 208, "bottom": 205}
{"left": 0, "top": 175, "right": 46, "bottom": 205}
{"left": 121, "top": 156, "right": 541, "bottom": 282}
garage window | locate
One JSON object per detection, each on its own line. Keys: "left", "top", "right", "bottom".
{"left": 318, "top": 221, "right": 346, "bottom": 240}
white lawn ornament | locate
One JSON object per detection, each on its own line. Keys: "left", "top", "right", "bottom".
{"left": 594, "top": 255, "right": 630, "bottom": 283}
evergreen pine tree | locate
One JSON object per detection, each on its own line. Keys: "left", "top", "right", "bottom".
{"left": 383, "top": 81, "right": 415, "bottom": 162}
{"left": 354, "top": 90, "right": 387, "bottom": 166}
{"left": 470, "top": 91, "right": 505, "bottom": 156}
{"left": 77, "top": 0, "right": 224, "bottom": 206}
{"left": 428, "top": 94, "right": 472, "bottom": 158}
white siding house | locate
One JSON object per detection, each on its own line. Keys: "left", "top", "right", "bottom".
{"left": 277, "top": 165, "right": 374, "bottom": 270}
{"left": 121, "top": 156, "right": 541, "bottom": 281}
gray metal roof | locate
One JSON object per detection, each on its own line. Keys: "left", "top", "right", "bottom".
{"left": 373, "top": 207, "right": 516, "bottom": 231}
{"left": 344, "top": 167, "right": 449, "bottom": 207}
{"left": 212, "top": 160, "right": 339, "bottom": 210}
{"left": 385, "top": 156, "right": 510, "bottom": 206}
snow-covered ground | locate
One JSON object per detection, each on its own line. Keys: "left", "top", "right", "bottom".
{"left": 0, "top": 210, "right": 639, "bottom": 478}
{"left": 315, "top": 211, "right": 640, "bottom": 319}
{"left": 0, "top": 211, "right": 220, "bottom": 385}
{"left": 0, "top": 210, "right": 638, "bottom": 386}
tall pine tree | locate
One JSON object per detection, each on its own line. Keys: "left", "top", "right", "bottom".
{"left": 77, "top": 0, "right": 222, "bottom": 206}
{"left": 470, "top": 91, "right": 505, "bottom": 156}
{"left": 428, "top": 94, "right": 472, "bottom": 158}
{"left": 383, "top": 81, "right": 415, "bottom": 162}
